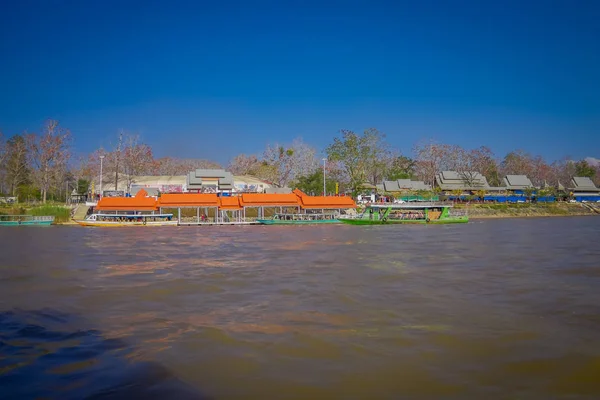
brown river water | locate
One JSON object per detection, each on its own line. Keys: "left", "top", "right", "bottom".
{"left": 1, "top": 217, "right": 600, "bottom": 399}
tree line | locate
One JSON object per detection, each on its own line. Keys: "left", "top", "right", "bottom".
{"left": 1, "top": 121, "right": 598, "bottom": 202}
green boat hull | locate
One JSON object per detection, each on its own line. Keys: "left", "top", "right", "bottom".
{"left": 257, "top": 219, "right": 341, "bottom": 225}
{"left": 0, "top": 220, "right": 54, "bottom": 226}
{"left": 339, "top": 217, "right": 468, "bottom": 225}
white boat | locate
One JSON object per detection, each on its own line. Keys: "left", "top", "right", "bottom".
{"left": 74, "top": 213, "right": 177, "bottom": 227}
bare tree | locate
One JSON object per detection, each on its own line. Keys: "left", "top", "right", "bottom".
{"left": 262, "top": 137, "right": 318, "bottom": 187}
{"left": 500, "top": 150, "right": 535, "bottom": 177}
{"left": 122, "top": 134, "right": 155, "bottom": 192}
{"left": 262, "top": 144, "right": 294, "bottom": 186}
{"left": 0, "top": 132, "right": 6, "bottom": 194}
{"left": 227, "top": 154, "right": 262, "bottom": 176}
{"left": 0, "top": 132, "right": 6, "bottom": 166}
{"left": 113, "top": 131, "right": 124, "bottom": 190}
{"left": 469, "top": 146, "right": 500, "bottom": 186}
{"left": 5, "top": 134, "right": 32, "bottom": 196}
{"left": 413, "top": 139, "right": 447, "bottom": 186}
{"left": 30, "top": 120, "right": 71, "bottom": 202}
{"left": 154, "top": 157, "right": 221, "bottom": 175}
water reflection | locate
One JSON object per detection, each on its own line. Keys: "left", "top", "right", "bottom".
{"left": 0, "top": 309, "right": 208, "bottom": 400}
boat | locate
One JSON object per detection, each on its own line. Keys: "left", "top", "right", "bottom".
{"left": 0, "top": 215, "right": 55, "bottom": 226}
{"left": 257, "top": 212, "right": 342, "bottom": 225}
{"left": 338, "top": 202, "right": 468, "bottom": 225}
{"left": 74, "top": 213, "right": 178, "bottom": 227}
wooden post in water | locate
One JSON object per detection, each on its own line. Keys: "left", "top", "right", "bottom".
{"left": 177, "top": 207, "right": 181, "bottom": 225}
{"left": 197, "top": 207, "right": 200, "bottom": 224}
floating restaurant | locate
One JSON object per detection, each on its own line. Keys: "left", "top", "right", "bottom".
{"left": 78, "top": 188, "right": 357, "bottom": 226}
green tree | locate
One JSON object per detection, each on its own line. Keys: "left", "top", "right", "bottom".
{"left": 326, "top": 128, "right": 390, "bottom": 195}
{"left": 292, "top": 169, "right": 336, "bottom": 195}
{"left": 574, "top": 160, "right": 596, "bottom": 178}
{"left": 523, "top": 186, "right": 535, "bottom": 202}
{"left": 77, "top": 178, "right": 90, "bottom": 196}
{"left": 387, "top": 156, "right": 415, "bottom": 180}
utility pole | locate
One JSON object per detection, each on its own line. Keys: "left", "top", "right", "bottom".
{"left": 99, "top": 155, "right": 105, "bottom": 199}
{"left": 322, "top": 158, "right": 327, "bottom": 196}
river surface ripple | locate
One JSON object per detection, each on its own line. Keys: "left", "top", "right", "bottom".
{"left": 1, "top": 216, "right": 600, "bottom": 399}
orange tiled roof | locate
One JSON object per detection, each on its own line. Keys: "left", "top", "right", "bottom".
{"left": 293, "top": 188, "right": 307, "bottom": 197}
{"left": 96, "top": 196, "right": 158, "bottom": 211}
{"left": 299, "top": 195, "right": 356, "bottom": 209}
{"left": 158, "top": 193, "right": 219, "bottom": 207}
{"left": 239, "top": 193, "right": 300, "bottom": 207}
{"left": 219, "top": 196, "right": 242, "bottom": 210}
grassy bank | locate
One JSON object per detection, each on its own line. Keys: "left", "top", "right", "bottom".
{"left": 457, "top": 202, "right": 600, "bottom": 219}
{"left": 0, "top": 204, "right": 73, "bottom": 223}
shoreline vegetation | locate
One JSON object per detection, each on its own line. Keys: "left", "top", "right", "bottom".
{"left": 459, "top": 202, "right": 600, "bottom": 219}
{"left": 0, "top": 204, "right": 72, "bottom": 224}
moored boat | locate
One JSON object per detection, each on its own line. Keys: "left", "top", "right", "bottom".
{"left": 257, "top": 212, "right": 341, "bottom": 225}
{"left": 339, "top": 202, "right": 468, "bottom": 225}
{"left": 0, "top": 215, "right": 55, "bottom": 226}
{"left": 74, "top": 213, "right": 177, "bottom": 227}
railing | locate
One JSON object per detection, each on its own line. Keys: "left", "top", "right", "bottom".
{"left": 0, "top": 215, "right": 55, "bottom": 222}
{"left": 448, "top": 209, "right": 468, "bottom": 217}
{"left": 366, "top": 201, "right": 451, "bottom": 208}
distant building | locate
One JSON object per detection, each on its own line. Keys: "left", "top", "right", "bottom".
{"left": 187, "top": 169, "right": 234, "bottom": 193}
{"left": 232, "top": 175, "right": 273, "bottom": 193}
{"left": 435, "top": 171, "right": 494, "bottom": 192}
{"left": 502, "top": 175, "right": 534, "bottom": 192}
{"left": 130, "top": 175, "right": 186, "bottom": 195}
{"left": 568, "top": 177, "right": 600, "bottom": 201}
{"left": 381, "top": 179, "right": 431, "bottom": 192}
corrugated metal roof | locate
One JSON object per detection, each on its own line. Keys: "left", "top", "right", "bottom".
{"left": 572, "top": 177, "right": 598, "bottom": 190}
{"left": 503, "top": 175, "right": 533, "bottom": 188}
{"left": 436, "top": 171, "right": 489, "bottom": 190}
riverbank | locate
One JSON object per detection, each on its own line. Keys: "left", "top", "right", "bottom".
{"left": 5, "top": 202, "right": 599, "bottom": 226}
{"left": 461, "top": 202, "right": 600, "bottom": 219}
{"left": 0, "top": 204, "right": 73, "bottom": 223}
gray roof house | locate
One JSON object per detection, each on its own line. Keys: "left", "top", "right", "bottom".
{"left": 187, "top": 169, "right": 234, "bottom": 192}
{"left": 569, "top": 177, "right": 600, "bottom": 193}
{"left": 435, "top": 171, "right": 493, "bottom": 191}
{"left": 503, "top": 175, "right": 534, "bottom": 190}
{"left": 382, "top": 179, "right": 431, "bottom": 192}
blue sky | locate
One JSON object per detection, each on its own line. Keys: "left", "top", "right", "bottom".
{"left": 1, "top": 0, "right": 598, "bottom": 164}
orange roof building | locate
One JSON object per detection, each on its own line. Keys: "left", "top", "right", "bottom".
{"left": 95, "top": 189, "right": 355, "bottom": 217}
{"left": 96, "top": 189, "right": 158, "bottom": 212}
{"left": 239, "top": 193, "right": 300, "bottom": 208}
{"left": 293, "top": 188, "right": 356, "bottom": 209}
{"left": 219, "top": 196, "right": 242, "bottom": 210}
{"left": 158, "top": 193, "right": 219, "bottom": 208}
{"left": 297, "top": 195, "right": 356, "bottom": 209}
